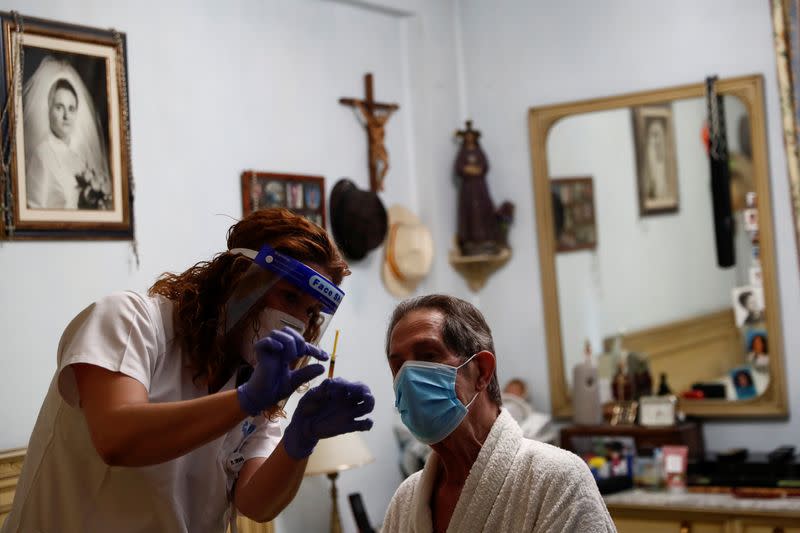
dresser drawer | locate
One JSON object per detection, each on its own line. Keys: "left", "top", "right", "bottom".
{"left": 740, "top": 523, "right": 800, "bottom": 533}
{"left": 615, "top": 517, "right": 726, "bottom": 533}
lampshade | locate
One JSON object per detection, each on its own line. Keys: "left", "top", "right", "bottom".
{"left": 305, "top": 432, "right": 374, "bottom": 477}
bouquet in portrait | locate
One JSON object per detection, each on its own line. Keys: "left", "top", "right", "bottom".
{"left": 75, "top": 167, "right": 112, "bottom": 210}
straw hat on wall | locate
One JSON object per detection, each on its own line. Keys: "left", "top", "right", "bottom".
{"left": 382, "top": 205, "right": 434, "bottom": 297}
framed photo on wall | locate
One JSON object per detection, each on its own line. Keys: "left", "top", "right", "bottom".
{"left": 632, "top": 104, "right": 679, "bottom": 216}
{"left": 241, "top": 171, "right": 326, "bottom": 227}
{"left": 0, "top": 12, "right": 134, "bottom": 239}
{"left": 550, "top": 176, "right": 597, "bottom": 253}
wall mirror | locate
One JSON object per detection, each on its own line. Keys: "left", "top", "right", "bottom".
{"left": 529, "top": 75, "right": 788, "bottom": 418}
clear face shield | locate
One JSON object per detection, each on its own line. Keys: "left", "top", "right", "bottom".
{"left": 224, "top": 244, "right": 345, "bottom": 366}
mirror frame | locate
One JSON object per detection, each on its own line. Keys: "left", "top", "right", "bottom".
{"left": 528, "top": 75, "right": 788, "bottom": 419}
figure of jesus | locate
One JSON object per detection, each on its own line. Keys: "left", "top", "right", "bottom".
{"left": 355, "top": 101, "right": 395, "bottom": 192}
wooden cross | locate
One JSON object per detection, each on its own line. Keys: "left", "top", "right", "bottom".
{"left": 340, "top": 73, "right": 399, "bottom": 192}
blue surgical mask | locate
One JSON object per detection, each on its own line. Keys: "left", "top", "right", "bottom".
{"left": 393, "top": 355, "right": 479, "bottom": 445}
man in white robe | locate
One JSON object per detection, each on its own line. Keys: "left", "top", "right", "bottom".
{"left": 383, "top": 295, "right": 616, "bottom": 533}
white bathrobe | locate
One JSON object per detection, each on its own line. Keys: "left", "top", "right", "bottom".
{"left": 382, "top": 410, "right": 617, "bottom": 533}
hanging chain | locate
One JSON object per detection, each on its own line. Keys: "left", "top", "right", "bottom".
{"left": 111, "top": 28, "right": 139, "bottom": 267}
{"left": 0, "top": 11, "right": 24, "bottom": 238}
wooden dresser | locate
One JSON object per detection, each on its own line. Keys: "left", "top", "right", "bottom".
{"left": 560, "top": 422, "right": 706, "bottom": 461}
{"left": 605, "top": 489, "right": 800, "bottom": 532}
{"left": 0, "top": 448, "right": 274, "bottom": 532}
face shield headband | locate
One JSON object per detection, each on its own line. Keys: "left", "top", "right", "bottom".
{"left": 224, "top": 244, "right": 345, "bottom": 345}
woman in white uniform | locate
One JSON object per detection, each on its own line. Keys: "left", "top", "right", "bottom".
{"left": 2, "top": 208, "right": 374, "bottom": 533}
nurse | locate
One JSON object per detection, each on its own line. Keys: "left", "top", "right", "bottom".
{"left": 2, "top": 208, "right": 374, "bottom": 533}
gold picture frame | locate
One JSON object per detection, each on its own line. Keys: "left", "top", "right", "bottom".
{"left": 0, "top": 12, "right": 133, "bottom": 239}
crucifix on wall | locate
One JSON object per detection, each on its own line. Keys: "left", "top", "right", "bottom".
{"left": 339, "top": 73, "right": 399, "bottom": 192}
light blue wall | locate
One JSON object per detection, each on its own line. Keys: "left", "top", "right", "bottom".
{"left": 459, "top": 0, "right": 800, "bottom": 447}
{"left": 2, "top": 2, "right": 798, "bottom": 532}
{"left": 0, "top": 1, "right": 468, "bottom": 531}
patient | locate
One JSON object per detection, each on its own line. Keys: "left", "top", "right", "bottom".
{"left": 383, "top": 294, "right": 615, "bottom": 532}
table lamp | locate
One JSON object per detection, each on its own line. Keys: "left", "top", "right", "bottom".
{"left": 305, "top": 432, "right": 374, "bottom": 533}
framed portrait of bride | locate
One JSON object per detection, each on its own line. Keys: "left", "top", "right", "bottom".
{"left": 0, "top": 11, "right": 133, "bottom": 239}
{"left": 632, "top": 104, "right": 679, "bottom": 216}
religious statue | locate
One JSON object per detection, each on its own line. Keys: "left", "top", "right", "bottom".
{"left": 454, "top": 120, "right": 514, "bottom": 256}
{"left": 354, "top": 100, "right": 396, "bottom": 192}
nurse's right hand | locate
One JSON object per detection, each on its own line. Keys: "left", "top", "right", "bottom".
{"left": 236, "top": 327, "right": 328, "bottom": 416}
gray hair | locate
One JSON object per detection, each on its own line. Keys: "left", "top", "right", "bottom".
{"left": 386, "top": 294, "right": 501, "bottom": 406}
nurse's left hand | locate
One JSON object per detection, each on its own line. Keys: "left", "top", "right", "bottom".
{"left": 236, "top": 327, "right": 328, "bottom": 417}
{"left": 283, "top": 378, "right": 375, "bottom": 459}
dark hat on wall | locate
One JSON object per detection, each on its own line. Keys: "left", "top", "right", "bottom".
{"left": 329, "top": 178, "right": 388, "bottom": 261}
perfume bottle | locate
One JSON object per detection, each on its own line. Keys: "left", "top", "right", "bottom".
{"left": 573, "top": 340, "right": 602, "bottom": 425}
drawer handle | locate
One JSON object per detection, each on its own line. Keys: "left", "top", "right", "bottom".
{"left": 773, "top": 528, "right": 784, "bottom": 533}
{"left": 679, "top": 522, "right": 690, "bottom": 533}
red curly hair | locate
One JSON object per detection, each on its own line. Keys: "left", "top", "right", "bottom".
{"left": 149, "top": 208, "right": 350, "bottom": 391}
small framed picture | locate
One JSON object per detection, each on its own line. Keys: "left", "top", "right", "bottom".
{"left": 638, "top": 395, "right": 677, "bottom": 427}
{"left": 241, "top": 171, "right": 326, "bottom": 227}
{"left": 632, "top": 104, "right": 679, "bottom": 216}
{"left": 743, "top": 208, "right": 759, "bottom": 231}
{"left": 730, "top": 367, "right": 757, "bottom": 399}
{"left": 0, "top": 12, "right": 133, "bottom": 239}
{"left": 731, "top": 286, "right": 765, "bottom": 328}
{"left": 551, "top": 176, "right": 597, "bottom": 253}
{"left": 744, "top": 329, "right": 769, "bottom": 369}
{"left": 749, "top": 265, "right": 762, "bottom": 287}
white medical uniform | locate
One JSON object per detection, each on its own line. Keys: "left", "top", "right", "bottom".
{"left": 1, "top": 291, "right": 281, "bottom": 533}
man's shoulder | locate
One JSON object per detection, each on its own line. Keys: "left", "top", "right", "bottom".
{"left": 393, "top": 468, "right": 424, "bottom": 499}
{"left": 383, "top": 469, "right": 424, "bottom": 529}
{"left": 517, "top": 437, "right": 591, "bottom": 477}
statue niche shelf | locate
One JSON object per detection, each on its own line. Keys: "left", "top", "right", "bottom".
{"left": 449, "top": 241, "right": 511, "bottom": 292}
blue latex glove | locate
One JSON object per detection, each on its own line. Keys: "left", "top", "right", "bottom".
{"left": 236, "top": 327, "right": 328, "bottom": 416}
{"left": 283, "top": 377, "right": 375, "bottom": 459}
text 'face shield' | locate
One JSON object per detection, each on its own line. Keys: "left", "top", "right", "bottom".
{"left": 225, "top": 244, "right": 345, "bottom": 347}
